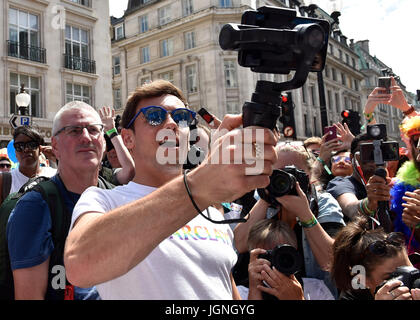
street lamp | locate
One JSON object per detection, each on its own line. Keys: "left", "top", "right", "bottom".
{"left": 15, "top": 83, "right": 30, "bottom": 116}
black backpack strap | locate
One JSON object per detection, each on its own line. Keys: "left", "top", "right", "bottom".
{"left": 1, "top": 172, "right": 11, "bottom": 203}
{"left": 32, "top": 180, "right": 72, "bottom": 299}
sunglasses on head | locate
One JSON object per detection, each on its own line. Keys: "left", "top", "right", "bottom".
{"left": 332, "top": 155, "right": 351, "bottom": 163}
{"left": 364, "top": 232, "right": 405, "bottom": 258}
{"left": 126, "top": 106, "right": 196, "bottom": 129}
{"left": 13, "top": 141, "right": 40, "bottom": 153}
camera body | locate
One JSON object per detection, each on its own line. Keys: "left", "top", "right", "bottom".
{"left": 258, "top": 244, "right": 303, "bottom": 276}
{"left": 257, "top": 165, "right": 310, "bottom": 207}
{"left": 359, "top": 124, "right": 399, "bottom": 165}
{"left": 387, "top": 266, "right": 420, "bottom": 289}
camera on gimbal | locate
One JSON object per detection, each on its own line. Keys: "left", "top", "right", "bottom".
{"left": 258, "top": 244, "right": 303, "bottom": 276}
{"left": 219, "top": 6, "right": 330, "bottom": 129}
{"left": 257, "top": 165, "right": 310, "bottom": 208}
{"left": 360, "top": 124, "right": 399, "bottom": 165}
{"left": 359, "top": 124, "right": 399, "bottom": 232}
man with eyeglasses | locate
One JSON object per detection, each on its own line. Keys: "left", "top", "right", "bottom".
{"left": 0, "top": 126, "right": 56, "bottom": 204}
{"left": 6, "top": 101, "right": 109, "bottom": 300}
{"left": 0, "top": 154, "right": 12, "bottom": 173}
{"left": 64, "top": 80, "right": 278, "bottom": 299}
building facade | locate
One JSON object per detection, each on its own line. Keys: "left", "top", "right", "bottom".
{"left": 352, "top": 39, "right": 417, "bottom": 142}
{"left": 110, "top": 0, "right": 415, "bottom": 141}
{"left": 0, "top": 0, "right": 112, "bottom": 145}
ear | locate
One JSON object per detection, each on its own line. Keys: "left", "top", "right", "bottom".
{"left": 121, "top": 128, "right": 135, "bottom": 150}
{"left": 51, "top": 137, "right": 60, "bottom": 160}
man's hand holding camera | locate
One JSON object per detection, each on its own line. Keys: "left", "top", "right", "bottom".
{"left": 365, "top": 174, "right": 392, "bottom": 212}
{"left": 275, "top": 181, "right": 313, "bottom": 223}
{"left": 248, "top": 248, "right": 304, "bottom": 300}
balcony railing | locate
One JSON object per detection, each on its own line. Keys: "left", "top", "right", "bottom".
{"left": 7, "top": 41, "right": 46, "bottom": 64}
{"left": 63, "top": 54, "right": 96, "bottom": 74}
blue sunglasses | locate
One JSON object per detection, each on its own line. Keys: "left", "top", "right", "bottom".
{"left": 126, "top": 106, "right": 196, "bottom": 128}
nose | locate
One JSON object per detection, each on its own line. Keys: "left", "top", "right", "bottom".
{"left": 79, "top": 127, "right": 93, "bottom": 142}
{"left": 164, "top": 113, "right": 179, "bottom": 131}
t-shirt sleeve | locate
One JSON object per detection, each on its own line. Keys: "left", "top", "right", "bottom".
{"left": 326, "top": 177, "right": 355, "bottom": 199}
{"left": 7, "top": 191, "right": 53, "bottom": 270}
{"left": 70, "top": 186, "right": 109, "bottom": 232}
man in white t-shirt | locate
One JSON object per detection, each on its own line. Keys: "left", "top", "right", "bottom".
{"left": 64, "top": 80, "right": 278, "bottom": 299}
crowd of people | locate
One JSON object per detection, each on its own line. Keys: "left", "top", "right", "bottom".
{"left": 0, "top": 75, "right": 419, "bottom": 301}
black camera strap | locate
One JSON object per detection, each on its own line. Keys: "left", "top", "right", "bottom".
{"left": 183, "top": 169, "right": 248, "bottom": 224}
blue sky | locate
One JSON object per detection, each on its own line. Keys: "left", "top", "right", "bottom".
{"left": 109, "top": 0, "right": 419, "bottom": 93}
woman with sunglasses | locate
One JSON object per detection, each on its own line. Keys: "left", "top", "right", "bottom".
{"left": 0, "top": 126, "right": 56, "bottom": 204}
{"left": 331, "top": 216, "right": 420, "bottom": 300}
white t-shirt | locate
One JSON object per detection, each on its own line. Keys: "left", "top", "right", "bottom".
{"left": 9, "top": 166, "right": 57, "bottom": 194}
{"left": 71, "top": 181, "right": 238, "bottom": 300}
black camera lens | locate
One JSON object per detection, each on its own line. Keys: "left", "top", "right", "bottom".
{"left": 269, "top": 170, "right": 296, "bottom": 197}
{"left": 268, "top": 245, "right": 302, "bottom": 276}
{"left": 270, "top": 171, "right": 295, "bottom": 196}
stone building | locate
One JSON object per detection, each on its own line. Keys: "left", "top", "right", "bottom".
{"left": 0, "top": 0, "right": 112, "bottom": 145}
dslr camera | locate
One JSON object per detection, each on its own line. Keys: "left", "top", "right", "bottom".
{"left": 258, "top": 244, "right": 303, "bottom": 276}
{"left": 386, "top": 266, "right": 420, "bottom": 290}
{"left": 257, "top": 165, "right": 310, "bottom": 207}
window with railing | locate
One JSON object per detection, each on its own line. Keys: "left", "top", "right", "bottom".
{"left": 10, "top": 72, "right": 41, "bottom": 117}
{"left": 8, "top": 8, "right": 45, "bottom": 63}
{"left": 64, "top": 25, "right": 95, "bottom": 73}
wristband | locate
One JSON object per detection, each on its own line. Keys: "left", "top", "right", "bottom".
{"left": 362, "top": 198, "right": 375, "bottom": 217}
{"left": 403, "top": 105, "right": 415, "bottom": 116}
{"left": 106, "top": 127, "right": 117, "bottom": 136}
{"left": 299, "top": 215, "right": 318, "bottom": 228}
{"left": 316, "top": 157, "right": 332, "bottom": 175}
{"left": 363, "top": 112, "right": 375, "bottom": 123}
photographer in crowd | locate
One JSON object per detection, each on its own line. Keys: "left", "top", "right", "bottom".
{"left": 242, "top": 219, "right": 334, "bottom": 300}
{"left": 331, "top": 216, "right": 420, "bottom": 300}
{"left": 326, "top": 133, "right": 392, "bottom": 222}
{"left": 234, "top": 143, "right": 345, "bottom": 298}
{"left": 64, "top": 80, "right": 278, "bottom": 299}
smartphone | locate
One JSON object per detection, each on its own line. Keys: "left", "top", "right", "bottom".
{"left": 378, "top": 77, "right": 391, "bottom": 94}
{"left": 198, "top": 107, "right": 214, "bottom": 124}
{"left": 323, "top": 126, "right": 337, "bottom": 142}
{"left": 359, "top": 141, "right": 399, "bottom": 163}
